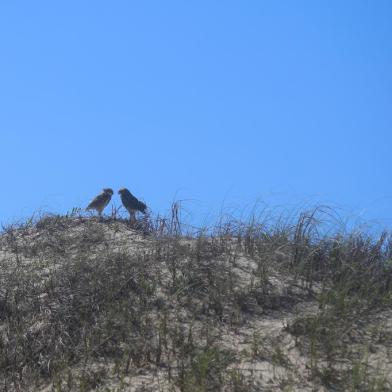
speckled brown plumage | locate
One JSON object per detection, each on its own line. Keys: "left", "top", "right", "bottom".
{"left": 118, "top": 188, "right": 147, "bottom": 220}
{"left": 86, "top": 188, "right": 113, "bottom": 216}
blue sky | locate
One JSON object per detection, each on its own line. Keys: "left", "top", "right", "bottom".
{"left": 0, "top": 1, "right": 391, "bottom": 228}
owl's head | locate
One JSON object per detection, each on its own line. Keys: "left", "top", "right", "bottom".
{"left": 118, "top": 188, "right": 129, "bottom": 195}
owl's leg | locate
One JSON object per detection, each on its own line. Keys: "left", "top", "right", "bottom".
{"left": 98, "top": 208, "right": 104, "bottom": 220}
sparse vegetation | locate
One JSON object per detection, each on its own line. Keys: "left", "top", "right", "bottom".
{"left": 0, "top": 205, "right": 391, "bottom": 391}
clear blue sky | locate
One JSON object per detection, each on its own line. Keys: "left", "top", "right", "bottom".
{"left": 1, "top": 1, "right": 391, "bottom": 227}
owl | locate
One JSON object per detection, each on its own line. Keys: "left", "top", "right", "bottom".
{"left": 118, "top": 188, "right": 147, "bottom": 220}
{"left": 86, "top": 188, "right": 113, "bottom": 216}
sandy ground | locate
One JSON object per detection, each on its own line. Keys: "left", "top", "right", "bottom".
{"left": 1, "top": 217, "right": 391, "bottom": 391}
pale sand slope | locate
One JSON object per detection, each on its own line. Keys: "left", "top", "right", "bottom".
{"left": 0, "top": 217, "right": 391, "bottom": 391}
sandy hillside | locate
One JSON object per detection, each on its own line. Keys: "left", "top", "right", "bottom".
{"left": 0, "top": 214, "right": 391, "bottom": 391}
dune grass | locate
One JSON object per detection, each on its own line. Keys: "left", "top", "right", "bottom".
{"left": 0, "top": 205, "right": 391, "bottom": 391}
